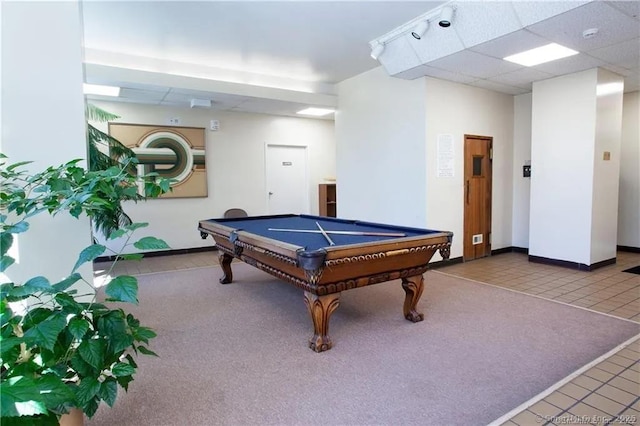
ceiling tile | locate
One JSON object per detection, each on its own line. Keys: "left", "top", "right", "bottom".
{"left": 452, "top": 2, "right": 522, "bottom": 48}
{"left": 427, "top": 50, "right": 523, "bottom": 79}
{"left": 469, "top": 29, "right": 552, "bottom": 59}
{"left": 526, "top": 1, "right": 640, "bottom": 51}
{"left": 487, "top": 67, "right": 556, "bottom": 89}
{"left": 587, "top": 38, "right": 640, "bottom": 70}
{"left": 118, "top": 87, "right": 167, "bottom": 103}
{"left": 606, "top": 1, "right": 640, "bottom": 20}
{"left": 511, "top": 1, "right": 591, "bottom": 27}
{"left": 532, "top": 53, "right": 606, "bottom": 76}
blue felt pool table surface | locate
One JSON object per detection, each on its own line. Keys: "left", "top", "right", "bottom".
{"left": 202, "top": 214, "right": 442, "bottom": 251}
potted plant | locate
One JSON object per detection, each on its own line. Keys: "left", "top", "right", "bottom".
{"left": 0, "top": 154, "right": 170, "bottom": 425}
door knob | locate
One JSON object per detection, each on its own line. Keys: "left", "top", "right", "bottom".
{"left": 268, "top": 192, "right": 273, "bottom": 195}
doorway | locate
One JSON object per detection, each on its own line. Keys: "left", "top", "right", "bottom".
{"left": 463, "top": 135, "right": 492, "bottom": 261}
{"left": 265, "top": 144, "right": 309, "bottom": 215}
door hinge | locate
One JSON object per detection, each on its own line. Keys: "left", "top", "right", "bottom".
{"left": 488, "top": 232, "right": 492, "bottom": 245}
{"left": 489, "top": 147, "right": 493, "bottom": 160}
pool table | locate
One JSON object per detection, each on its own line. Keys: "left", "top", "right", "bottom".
{"left": 198, "top": 214, "right": 453, "bottom": 352}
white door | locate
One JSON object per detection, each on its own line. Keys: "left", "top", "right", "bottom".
{"left": 266, "top": 145, "right": 309, "bottom": 214}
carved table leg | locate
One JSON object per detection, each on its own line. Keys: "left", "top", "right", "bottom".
{"left": 401, "top": 274, "right": 425, "bottom": 322}
{"left": 303, "top": 291, "right": 340, "bottom": 352}
{"left": 218, "top": 252, "right": 234, "bottom": 284}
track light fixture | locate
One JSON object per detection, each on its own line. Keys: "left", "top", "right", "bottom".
{"left": 411, "top": 20, "right": 429, "bottom": 40}
{"left": 370, "top": 42, "right": 385, "bottom": 60}
{"left": 369, "top": 3, "right": 455, "bottom": 60}
{"left": 438, "top": 6, "right": 454, "bottom": 28}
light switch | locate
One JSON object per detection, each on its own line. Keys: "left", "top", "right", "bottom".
{"left": 603, "top": 151, "right": 611, "bottom": 161}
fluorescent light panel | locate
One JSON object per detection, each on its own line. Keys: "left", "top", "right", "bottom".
{"left": 83, "top": 83, "right": 120, "bottom": 97}
{"left": 297, "top": 107, "right": 335, "bottom": 116}
{"left": 503, "top": 43, "right": 579, "bottom": 67}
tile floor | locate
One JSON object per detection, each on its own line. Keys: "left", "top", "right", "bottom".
{"left": 94, "top": 250, "right": 640, "bottom": 426}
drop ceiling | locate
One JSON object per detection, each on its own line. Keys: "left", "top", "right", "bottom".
{"left": 82, "top": 1, "right": 640, "bottom": 119}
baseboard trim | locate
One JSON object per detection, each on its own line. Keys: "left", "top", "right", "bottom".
{"left": 617, "top": 245, "right": 640, "bottom": 253}
{"left": 428, "top": 256, "right": 463, "bottom": 269}
{"left": 528, "top": 255, "right": 616, "bottom": 271}
{"left": 490, "top": 246, "right": 529, "bottom": 255}
{"left": 95, "top": 246, "right": 217, "bottom": 263}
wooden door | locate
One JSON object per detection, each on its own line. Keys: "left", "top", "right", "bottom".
{"left": 463, "top": 135, "right": 492, "bottom": 261}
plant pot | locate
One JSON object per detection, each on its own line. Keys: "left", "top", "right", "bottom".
{"left": 59, "top": 408, "right": 84, "bottom": 426}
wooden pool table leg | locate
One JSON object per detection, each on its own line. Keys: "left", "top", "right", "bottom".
{"left": 218, "top": 252, "right": 234, "bottom": 284}
{"left": 401, "top": 274, "right": 425, "bottom": 322}
{"left": 303, "top": 291, "right": 340, "bottom": 352}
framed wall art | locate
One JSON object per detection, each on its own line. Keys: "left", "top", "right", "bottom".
{"left": 109, "top": 123, "right": 207, "bottom": 198}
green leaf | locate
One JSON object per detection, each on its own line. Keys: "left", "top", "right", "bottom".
{"left": 115, "top": 374, "right": 134, "bottom": 393}
{"left": 83, "top": 397, "right": 100, "bottom": 418}
{"left": 111, "top": 362, "right": 136, "bottom": 377}
{"left": 78, "top": 338, "right": 105, "bottom": 370}
{"left": 105, "top": 275, "right": 138, "bottom": 304}
{"left": 110, "top": 333, "right": 134, "bottom": 354}
{"left": 133, "top": 236, "right": 169, "bottom": 250}
{"left": 107, "top": 228, "right": 127, "bottom": 240}
{"left": 54, "top": 293, "right": 83, "bottom": 314}
{"left": 0, "top": 336, "right": 24, "bottom": 357}
{"left": 1, "top": 232, "right": 13, "bottom": 257}
{"left": 7, "top": 276, "right": 50, "bottom": 298}
{"left": 23, "top": 313, "right": 67, "bottom": 351}
{"left": 0, "top": 255, "right": 15, "bottom": 272}
{"left": 98, "top": 379, "right": 118, "bottom": 407}
{"left": 6, "top": 161, "right": 32, "bottom": 171}
{"left": 51, "top": 273, "right": 82, "bottom": 292}
{"left": 23, "top": 276, "right": 51, "bottom": 291}
{"left": 123, "top": 222, "right": 148, "bottom": 232}
{"left": 0, "top": 376, "right": 47, "bottom": 417}
{"left": 74, "top": 377, "right": 100, "bottom": 405}
{"left": 96, "top": 310, "right": 126, "bottom": 336}
{"left": 36, "top": 374, "right": 77, "bottom": 408}
{"left": 72, "top": 244, "right": 106, "bottom": 272}
{"left": 70, "top": 353, "right": 95, "bottom": 378}
{"left": 133, "top": 326, "right": 157, "bottom": 344}
{"left": 32, "top": 184, "right": 51, "bottom": 193}
{"left": 137, "top": 346, "right": 158, "bottom": 357}
{"left": 68, "top": 317, "right": 90, "bottom": 340}
{"left": 5, "top": 221, "right": 29, "bottom": 234}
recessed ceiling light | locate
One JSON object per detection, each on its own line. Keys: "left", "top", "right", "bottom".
{"left": 296, "top": 108, "right": 335, "bottom": 116}
{"left": 83, "top": 83, "right": 121, "bottom": 97}
{"left": 503, "top": 43, "right": 579, "bottom": 67}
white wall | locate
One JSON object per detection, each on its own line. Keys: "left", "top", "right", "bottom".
{"left": 530, "top": 69, "right": 598, "bottom": 265}
{"left": 512, "top": 93, "right": 532, "bottom": 249}
{"left": 335, "top": 69, "right": 514, "bottom": 260}
{"left": 618, "top": 91, "right": 640, "bottom": 248}
{"left": 1, "top": 2, "right": 93, "bottom": 285}
{"left": 335, "top": 67, "right": 428, "bottom": 227}
{"left": 591, "top": 69, "right": 624, "bottom": 263}
{"left": 424, "top": 77, "right": 514, "bottom": 260}
{"left": 91, "top": 101, "right": 335, "bottom": 253}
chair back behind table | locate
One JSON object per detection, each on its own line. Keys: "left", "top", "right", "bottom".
{"left": 223, "top": 208, "right": 248, "bottom": 219}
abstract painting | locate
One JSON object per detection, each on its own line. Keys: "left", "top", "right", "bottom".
{"left": 109, "top": 123, "right": 207, "bottom": 198}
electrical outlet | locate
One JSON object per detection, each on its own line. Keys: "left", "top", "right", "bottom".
{"left": 168, "top": 117, "right": 181, "bottom": 125}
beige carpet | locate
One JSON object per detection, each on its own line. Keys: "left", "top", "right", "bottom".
{"left": 87, "top": 263, "right": 640, "bottom": 426}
